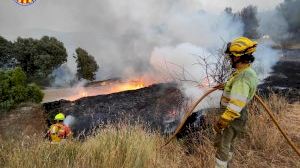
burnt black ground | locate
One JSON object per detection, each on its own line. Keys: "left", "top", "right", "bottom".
{"left": 43, "top": 83, "right": 186, "bottom": 137}
{"left": 43, "top": 49, "right": 300, "bottom": 138}
{"left": 259, "top": 49, "right": 300, "bottom": 102}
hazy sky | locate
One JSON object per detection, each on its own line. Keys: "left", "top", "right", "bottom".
{"left": 0, "top": 0, "right": 283, "bottom": 36}
{"left": 200, "top": 0, "right": 283, "bottom": 13}
{"left": 0, "top": 0, "right": 284, "bottom": 79}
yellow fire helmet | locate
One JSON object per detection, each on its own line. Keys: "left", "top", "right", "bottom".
{"left": 54, "top": 113, "right": 65, "bottom": 121}
{"left": 226, "top": 37, "right": 257, "bottom": 57}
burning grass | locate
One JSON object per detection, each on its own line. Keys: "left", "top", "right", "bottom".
{"left": 43, "top": 78, "right": 153, "bottom": 102}
{"left": 1, "top": 94, "right": 300, "bottom": 168}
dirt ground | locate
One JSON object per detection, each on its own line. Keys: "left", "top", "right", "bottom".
{"left": 0, "top": 103, "right": 47, "bottom": 140}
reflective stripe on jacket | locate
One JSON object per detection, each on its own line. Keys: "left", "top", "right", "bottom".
{"left": 47, "top": 123, "right": 72, "bottom": 142}
{"left": 220, "top": 65, "right": 258, "bottom": 122}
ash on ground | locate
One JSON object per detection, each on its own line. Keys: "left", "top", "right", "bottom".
{"left": 43, "top": 83, "right": 189, "bottom": 137}
{"left": 259, "top": 48, "right": 300, "bottom": 102}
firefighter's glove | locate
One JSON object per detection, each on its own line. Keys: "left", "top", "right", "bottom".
{"left": 214, "top": 117, "right": 230, "bottom": 133}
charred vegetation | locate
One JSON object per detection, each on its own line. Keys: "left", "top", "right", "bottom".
{"left": 43, "top": 83, "right": 190, "bottom": 137}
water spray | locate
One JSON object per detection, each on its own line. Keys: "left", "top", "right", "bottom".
{"left": 63, "top": 115, "right": 76, "bottom": 127}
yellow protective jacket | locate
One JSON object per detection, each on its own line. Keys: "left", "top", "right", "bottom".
{"left": 47, "top": 123, "right": 72, "bottom": 143}
{"left": 220, "top": 65, "right": 258, "bottom": 122}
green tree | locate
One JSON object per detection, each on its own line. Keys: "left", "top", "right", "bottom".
{"left": 13, "top": 36, "right": 68, "bottom": 85}
{"left": 0, "top": 67, "right": 44, "bottom": 112}
{"left": 277, "top": 0, "right": 300, "bottom": 34}
{"left": 224, "top": 7, "right": 233, "bottom": 15}
{"left": 239, "top": 5, "right": 260, "bottom": 39}
{"left": 0, "top": 36, "right": 15, "bottom": 68}
{"left": 224, "top": 6, "right": 260, "bottom": 39}
{"left": 74, "top": 48, "right": 99, "bottom": 81}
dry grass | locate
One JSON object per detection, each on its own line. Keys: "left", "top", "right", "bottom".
{"left": 0, "top": 126, "right": 186, "bottom": 168}
{"left": 230, "top": 94, "right": 299, "bottom": 168}
{"left": 0, "top": 94, "right": 299, "bottom": 168}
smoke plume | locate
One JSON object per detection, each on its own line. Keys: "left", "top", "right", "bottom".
{"left": 0, "top": 0, "right": 285, "bottom": 107}
{"left": 0, "top": 0, "right": 283, "bottom": 78}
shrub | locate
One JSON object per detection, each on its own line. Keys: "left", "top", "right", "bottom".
{"left": 0, "top": 67, "right": 44, "bottom": 112}
{"left": 27, "top": 84, "right": 44, "bottom": 103}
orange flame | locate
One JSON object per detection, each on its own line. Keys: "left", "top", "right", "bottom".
{"left": 43, "top": 75, "right": 159, "bottom": 102}
{"left": 66, "top": 80, "right": 147, "bottom": 101}
{"left": 110, "top": 81, "right": 145, "bottom": 92}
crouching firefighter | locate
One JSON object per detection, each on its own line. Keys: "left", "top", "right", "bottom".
{"left": 214, "top": 37, "right": 259, "bottom": 168}
{"left": 47, "top": 113, "right": 72, "bottom": 144}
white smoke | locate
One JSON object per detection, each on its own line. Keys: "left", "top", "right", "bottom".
{"left": 0, "top": 0, "right": 283, "bottom": 79}
{"left": 200, "top": 0, "right": 283, "bottom": 13}
{"left": 50, "top": 64, "right": 76, "bottom": 87}
{"left": 258, "top": 10, "right": 290, "bottom": 42}
{"left": 149, "top": 38, "right": 282, "bottom": 109}
{"left": 63, "top": 115, "right": 76, "bottom": 127}
{"left": 0, "top": 0, "right": 284, "bottom": 108}
{"left": 253, "top": 39, "right": 283, "bottom": 81}
{"left": 150, "top": 43, "right": 223, "bottom": 109}
{"left": 151, "top": 43, "right": 210, "bottom": 82}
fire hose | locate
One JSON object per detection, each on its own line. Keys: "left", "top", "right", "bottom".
{"left": 162, "top": 84, "right": 300, "bottom": 158}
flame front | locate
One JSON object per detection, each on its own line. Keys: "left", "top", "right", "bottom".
{"left": 43, "top": 77, "right": 156, "bottom": 102}
{"left": 70, "top": 80, "right": 147, "bottom": 100}
{"left": 110, "top": 81, "right": 145, "bottom": 93}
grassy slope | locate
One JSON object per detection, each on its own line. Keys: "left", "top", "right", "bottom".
{"left": 0, "top": 94, "right": 299, "bottom": 168}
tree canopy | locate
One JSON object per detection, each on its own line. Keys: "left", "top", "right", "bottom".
{"left": 74, "top": 47, "right": 99, "bottom": 81}
{"left": 0, "top": 36, "right": 15, "bottom": 68}
{"left": 0, "top": 35, "right": 100, "bottom": 86}
{"left": 0, "top": 67, "right": 44, "bottom": 112}
{"left": 224, "top": 5, "right": 260, "bottom": 39}
{"left": 240, "top": 5, "right": 260, "bottom": 39}
{"left": 13, "top": 36, "right": 68, "bottom": 85}
{"left": 277, "top": 0, "right": 300, "bottom": 34}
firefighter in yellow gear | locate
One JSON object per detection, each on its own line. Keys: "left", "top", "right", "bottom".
{"left": 214, "top": 37, "right": 259, "bottom": 168}
{"left": 47, "top": 113, "right": 72, "bottom": 143}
